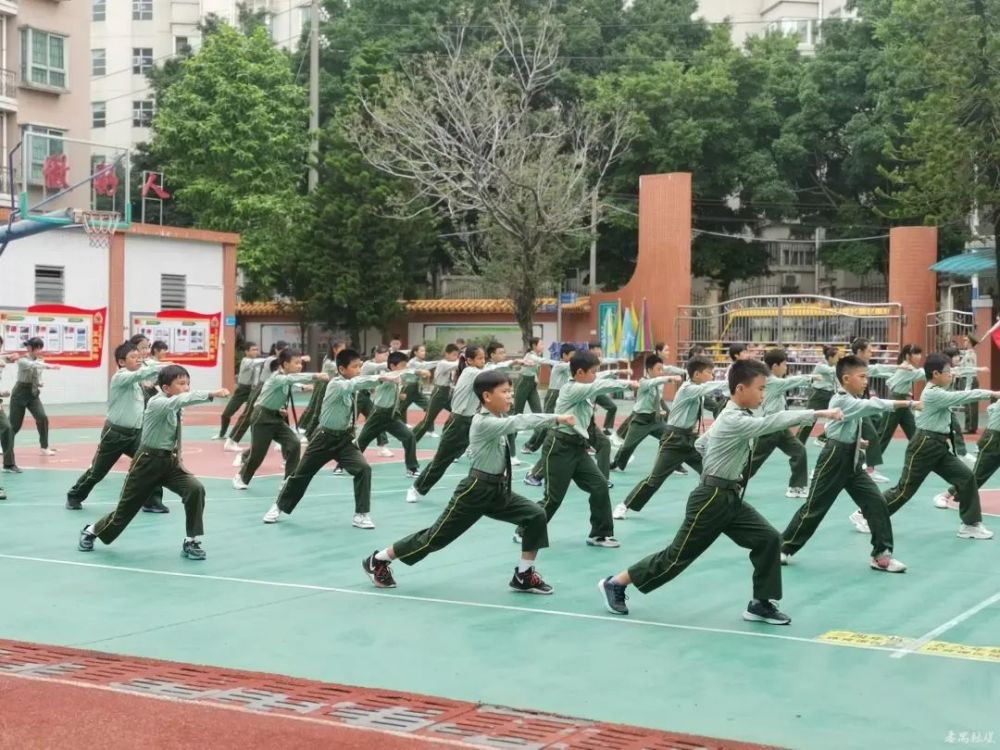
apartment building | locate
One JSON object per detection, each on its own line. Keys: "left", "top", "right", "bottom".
{"left": 1, "top": 0, "right": 90, "bottom": 198}
{"left": 696, "top": 0, "right": 857, "bottom": 51}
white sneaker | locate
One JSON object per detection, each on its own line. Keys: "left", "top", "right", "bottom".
{"left": 299, "top": 435, "right": 308, "bottom": 444}
{"left": 933, "top": 492, "right": 953, "bottom": 509}
{"left": 273, "top": 444, "right": 282, "bottom": 452}
{"left": 510, "top": 457, "right": 522, "bottom": 467}
{"left": 870, "top": 553, "right": 907, "bottom": 573}
{"left": 210, "top": 434, "right": 226, "bottom": 441}
{"left": 232, "top": 453, "right": 243, "bottom": 468}
{"left": 224, "top": 439, "right": 241, "bottom": 452}
{"left": 586, "top": 536, "right": 621, "bottom": 548}
{"left": 378, "top": 447, "right": 394, "bottom": 458}
{"left": 232, "top": 474, "right": 248, "bottom": 490}
{"left": 849, "top": 509, "right": 870, "bottom": 534}
{"left": 785, "top": 487, "right": 801, "bottom": 499}
{"left": 812, "top": 438, "right": 825, "bottom": 448}
{"left": 798, "top": 487, "right": 810, "bottom": 498}
{"left": 40, "top": 448, "right": 56, "bottom": 456}
{"left": 958, "top": 523, "right": 994, "bottom": 540}
{"left": 428, "top": 432, "right": 440, "bottom": 439}
{"left": 406, "top": 486, "right": 421, "bottom": 503}
{"left": 780, "top": 553, "right": 790, "bottom": 566}
{"left": 810, "top": 469, "right": 816, "bottom": 480}
{"left": 262, "top": 504, "right": 283, "bottom": 524}
{"left": 610, "top": 434, "right": 624, "bottom": 448}
{"left": 962, "top": 454, "right": 977, "bottom": 465}
{"left": 612, "top": 502, "right": 628, "bottom": 520}
{"left": 352, "top": 513, "right": 375, "bottom": 529}
{"left": 867, "top": 469, "right": 889, "bottom": 483}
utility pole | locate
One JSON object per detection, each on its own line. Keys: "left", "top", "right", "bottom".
{"left": 589, "top": 189, "right": 598, "bottom": 295}
{"left": 307, "top": 0, "right": 320, "bottom": 192}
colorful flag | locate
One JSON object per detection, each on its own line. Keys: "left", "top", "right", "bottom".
{"left": 612, "top": 301, "right": 624, "bottom": 358}
{"left": 622, "top": 304, "right": 636, "bottom": 359}
{"left": 637, "top": 300, "right": 647, "bottom": 353}
{"left": 601, "top": 305, "right": 616, "bottom": 355}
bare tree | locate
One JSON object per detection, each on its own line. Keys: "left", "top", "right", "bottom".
{"left": 349, "top": 0, "right": 632, "bottom": 346}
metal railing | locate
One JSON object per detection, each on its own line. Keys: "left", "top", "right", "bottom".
{"left": 0, "top": 68, "right": 17, "bottom": 99}
{"left": 926, "top": 310, "right": 974, "bottom": 353}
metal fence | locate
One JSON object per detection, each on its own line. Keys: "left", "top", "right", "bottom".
{"left": 926, "top": 310, "right": 975, "bottom": 353}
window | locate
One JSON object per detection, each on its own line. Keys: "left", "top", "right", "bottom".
{"left": 93, "top": 0, "right": 106, "bottom": 21}
{"left": 92, "top": 102, "right": 106, "bottom": 129}
{"left": 23, "top": 125, "right": 66, "bottom": 185}
{"left": 174, "top": 36, "right": 190, "bottom": 55}
{"left": 132, "top": 48, "right": 153, "bottom": 75}
{"left": 132, "top": 0, "right": 153, "bottom": 20}
{"left": 35, "top": 266, "right": 65, "bottom": 304}
{"left": 20, "top": 29, "right": 68, "bottom": 90}
{"left": 132, "top": 99, "right": 155, "bottom": 128}
{"left": 161, "top": 274, "right": 186, "bottom": 310}
{"left": 91, "top": 48, "right": 106, "bottom": 76}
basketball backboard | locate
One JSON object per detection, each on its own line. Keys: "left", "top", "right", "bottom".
{"left": 17, "top": 132, "right": 131, "bottom": 230}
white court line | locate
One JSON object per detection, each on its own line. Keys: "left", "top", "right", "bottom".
{"left": 0, "top": 552, "right": 992, "bottom": 666}
{"left": 890, "top": 590, "right": 1000, "bottom": 659}
{"left": 0, "top": 672, "right": 491, "bottom": 750}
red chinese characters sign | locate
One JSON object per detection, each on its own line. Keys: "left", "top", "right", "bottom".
{"left": 131, "top": 310, "right": 221, "bottom": 367}
{"left": 0, "top": 305, "right": 107, "bottom": 367}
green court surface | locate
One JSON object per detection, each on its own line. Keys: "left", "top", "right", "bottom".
{"left": 1, "top": 403, "right": 998, "bottom": 750}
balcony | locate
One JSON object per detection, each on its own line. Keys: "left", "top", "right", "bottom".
{"left": 0, "top": 0, "right": 16, "bottom": 16}
{"left": 0, "top": 68, "right": 17, "bottom": 113}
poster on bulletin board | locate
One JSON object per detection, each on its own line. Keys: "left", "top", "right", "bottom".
{"left": 131, "top": 310, "right": 221, "bottom": 367}
{"left": 0, "top": 304, "right": 107, "bottom": 367}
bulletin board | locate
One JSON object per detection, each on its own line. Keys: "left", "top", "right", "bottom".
{"left": 130, "top": 309, "right": 221, "bottom": 366}
{"left": 0, "top": 304, "right": 107, "bottom": 367}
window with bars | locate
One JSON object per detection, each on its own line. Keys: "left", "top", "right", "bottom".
{"left": 23, "top": 125, "right": 66, "bottom": 185}
{"left": 175, "top": 36, "right": 190, "bottom": 55}
{"left": 132, "top": 0, "right": 153, "bottom": 20}
{"left": 132, "top": 99, "right": 155, "bottom": 128}
{"left": 160, "top": 274, "right": 186, "bottom": 310}
{"left": 132, "top": 48, "right": 153, "bottom": 75}
{"left": 93, "top": 0, "right": 106, "bottom": 21}
{"left": 92, "top": 102, "right": 106, "bottom": 129}
{"left": 20, "top": 28, "right": 68, "bottom": 90}
{"left": 92, "top": 49, "right": 106, "bottom": 76}
{"left": 35, "top": 266, "right": 65, "bottom": 304}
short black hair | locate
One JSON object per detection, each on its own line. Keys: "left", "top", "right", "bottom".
{"left": 387, "top": 351, "right": 409, "bottom": 368}
{"left": 485, "top": 341, "right": 504, "bottom": 358}
{"left": 728, "top": 359, "right": 769, "bottom": 393}
{"left": 559, "top": 343, "right": 577, "bottom": 357}
{"left": 157, "top": 364, "right": 190, "bottom": 388}
{"left": 587, "top": 342, "right": 602, "bottom": 351}
{"left": 115, "top": 341, "right": 137, "bottom": 364}
{"left": 836, "top": 354, "right": 867, "bottom": 384}
{"left": 924, "top": 352, "right": 951, "bottom": 381}
{"left": 570, "top": 350, "right": 600, "bottom": 376}
{"left": 272, "top": 348, "right": 303, "bottom": 371}
{"left": 374, "top": 344, "right": 390, "bottom": 354}
{"left": 942, "top": 346, "right": 960, "bottom": 360}
{"left": 151, "top": 340, "right": 169, "bottom": 354}
{"left": 129, "top": 334, "right": 149, "bottom": 346}
{"left": 336, "top": 348, "right": 361, "bottom": 369}
{"left": 473, "top": 370, "right": 512, "bottom": 402}
{"left": 444, "top": 343, "right": 460, "bottom": 354}
{"left": 686, "top": 355, "right": 714, "bottom": 378}
{"left": 687, "top": 344, "right": 707, "bottom": 359}
{"left": 242, "top": 341, "right": 258, "bottom": 351}
{"left": 763, "top": 348, "right": 787, "bottom": 369}
{"left": 822, "top": 345, "right": 839, "bottom": 360}
{"left": 897, "top": 343, "right": 923, "bottom": 364}
{"left": 24, "top": 336, "right": 44, "bottom": 350}
{"left": 850, "top": 337, "right": 870, "bottom": 354}
{"left": 654, "top": 342, "right": 666, "bottom": 354}
{"left": 728, "top": 343, "right": 746, "bottom": 361}
{"left": 529, "top": 337, "right": 541, "bottom": 348}
{"left": 644, "top": 353, "right": 662, "bottom": 371}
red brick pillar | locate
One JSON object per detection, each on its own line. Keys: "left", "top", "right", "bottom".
{"left": 973, "top": 297, "right": 996, "bottom": 390}
{"left": 888, "top": 227, "right": 937, "bottom": 349}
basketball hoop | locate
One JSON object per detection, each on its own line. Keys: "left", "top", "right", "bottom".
{"left": 80, "top": 210, "right": 120, "bottom": 249}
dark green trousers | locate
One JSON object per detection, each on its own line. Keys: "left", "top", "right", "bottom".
{"left": 782, "top": 440, "right": 893, "bottom": 558}
{"left": 878, "top": 394, "right": 917, "bottom": 452}
{"left": 300, "top": 380, "right": 328, "bottom": 438}
{"left": 277, "top": 428, "right": 371, "bottom": 513}
{"left": 589, "top": 420, "right": 611, "bottom": 479}
{"left": 93, "top": 449, "right": 204, "bottom": 544}
{"left": 524, "top": 388, "right": 558, "bottom": 452}
{"left": 412, "top": 413, "right": 472, "bottom": 495}
{"left": 957, "top": 377, "right": 981, "bottom": 432}
{"left": 239, "top": 407, "right": 301, "bottom": 484}
{"left": 595, "top": 393, "right": 617, "bottom": 432}
{"left": 612, "top": 412, "right": 666, "bottom": 470}
{"left": 218, "top": 383, "right": 252, "bottom": 437}
{"left": 229, "top": 383, "right": 262, "bottom": 442}
{"left": 537, "top": 432, "right": 614, "bottom": 538}
{"left": 950, "top": 414, "right": 967, "bottom": 456}
{"left": 861, "top": 416, "right": 884, "bottom": 466}
{"left": 412, "top": 385, "right": 452, "bottom": 443}
{"left": 357, "top": 391, "right": 388, "bottom": 446}
{"left": 747, "top": 427, "right": 808, "bottom": 488}
{"left": 9, "top": 382, "right": 49, "bottom": 449}
{"left": 948, "top": 429, "right": 1000, "bottom": 496}
{"left": 356, "top": 406, "right": 418, "bottom": 472}
{"left": 623, "top": 428, "right": 702, "bottom": 512}
{"left": 67, "top": 422, "right": 163, "bottom": 506}
{"left": 0, "top": 406, "right": 15, "bottom": 469}
{"left": 513, "top": 375, "right": 542, "bottom": 415}
{"left": 627, "top": 481, "right": 782, "bottom": 599}
{"left": 796, "top": 389, "right": 833, "bottom": 444}
{"left": 395, "top": 471, "right": 548, "bottom": 564}
{"left": 402, "top": 381, "right": 429, "bottom": 413}
{"left": 884, "top": 430, "right": 982, "bottom": 525}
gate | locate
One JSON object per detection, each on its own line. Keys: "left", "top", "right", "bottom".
{"left": 925, "top": 310, "right": 974, "bottom": 354}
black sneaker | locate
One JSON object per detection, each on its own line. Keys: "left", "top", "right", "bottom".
{"left": 587, "top": 536, "right": 620, "bottom": 548}
{"left": 181, "top": 539, "right": 206, "bottom": 560}
{"left": 742, "top": 599, "right": 791, "bottom": 625}
{"left": 363, "top": 551, "right": 396, "bottom": 588}
{"left": 66, "top": 498, "right": 83, "bottom": 510}
{"left": 78, "top": 527, "right": 96, "bottom": 552}
{"left": 3, "top": 465, "right": 22, "bottom": 473}
{"left": 598, "top": 576, "right": 628, "bottom": 615}
{"left": 0, "top": 487, "right": 6, "bottom": 500}
{"left": 142, "top": 501, "right": 170, "bottom": 514}
{"left": 509, "top": 566, "right": 553, "bottom": 595}
{"left": 607, "top": 479, "right": 615, "bottom": 489}
{"left": 523, "top": 474, "right": 542, "bottom": 487}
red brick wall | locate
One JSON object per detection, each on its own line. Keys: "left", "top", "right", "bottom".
{"left": 888, "top": 227, "right": 937, "bottom": 350}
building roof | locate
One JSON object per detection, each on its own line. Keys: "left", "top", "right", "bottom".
{"left": 236, "top": 297, "right": 591, "bottom": 318}
{"left": 930, "top": 247, "right": 996, "bottom": 276}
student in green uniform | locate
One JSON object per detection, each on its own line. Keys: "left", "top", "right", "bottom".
{"left": 796, "top": 346, "right": 840, "bottom": 445}
{"left": 781, "top": 354, "right": 913, "bottom": 572}
{"left": 513, "top": 337, "right": 550, "bottom": 417}
{"left": 363, "top": 369, "right": 574, "bottom": 593}
{"left": 300, "top": 339, "right": 346, "bottom": 439}
{"left": 598, "top": 359, "right": 843, "bottom": 623}
{"left": 850, "top": 337, "right": 899, "bottom": 482}
{"left": 233, "top": 349, "right": 329, "bottom": 489}
{"left": 525, "top": 350, "right": 636, "bottom": 548}
{"left": 615, "top": 343, "right": 676, "bottom": 440}
{"left": 263, "top": 348, "right": 401, "bottom": 529}
{"left": 707, "top": 343, "right": 752, "bottom": 418}
{"left": 588, "top": 343, "right": 620, "bottom": 438}
{"left": 0, "top": 339, "right": 20, "bottom": 477}
{"left": 935, "top": 399, "right": 1000, "bottom": 508}
{"left": 956, "top": 332, "right": 981, "bottom": 434}
{"left": 401, "top": 343, "right": 437, "bottom": 423}
{"left": 940, "top": 346, "right": 989, "bottom": 462}
{"left": 745, "top": 348, "right": 815, "bottom": 498}
{"left": 66, "top": 341, "right": 169, "bottom": 512}
{"left": 522, "top": 344, "right": 576, "bottom": 456}
{"left": 877, "top": 352, "right": 997, "bottom": 540}
{"left": 227, "top": 341, "right": 292, "bottom": 452}
{"left": 77, "top": 365, "right": 229, "bottom": 560}
{"left": 613, "top": 356, "right": 729, "bottom": 520}
{"left": 611, "top": 354, "right": 682, "bottom": 471}
{"left": 412, "top": 344, "right": 460, "bottom": 442}
{"left": 215, "top": 342, "right": 265, "bottom": 441}
{"left": 355, "top": 346, "right": 392, "bottom": 457}
{"left": 356, "top": 351, "right": 427, "bottom": 477}
{"left": 878, "top": 344, "right": 925, "bottom": 452}
{"left": 7, "top": 337, "right": 60, "bottom": 457}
